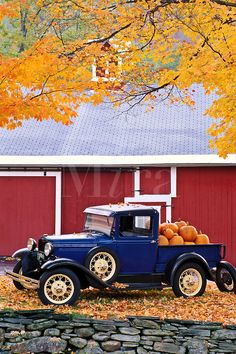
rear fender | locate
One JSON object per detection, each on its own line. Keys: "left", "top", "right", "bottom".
{"left": 168, "top": 252, "right": 213, "bottom": 286}
{"left": 41, "top": 258, "right": 110, "bottom": 290}
{"left": 217, "top": 260, "right": 236, "bottom": 273}
{"left": 12, "top": 248, "right": 31, "bottom": 259}
{"left": 215, "top": 260, "right": 236, "bottom": 293}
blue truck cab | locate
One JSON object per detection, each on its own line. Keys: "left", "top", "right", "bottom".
{"left": 7, "top": 204, "right": 236, "bottom": 305}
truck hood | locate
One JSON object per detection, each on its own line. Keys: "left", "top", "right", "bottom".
{"left": 41, "top": 231, "right": 110, "bottom": 248}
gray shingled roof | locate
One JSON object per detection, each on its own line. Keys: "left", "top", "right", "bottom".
{"left": 0, "top": 85, "right": 217, "bottom": 156}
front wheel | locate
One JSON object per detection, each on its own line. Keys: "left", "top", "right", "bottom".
{"left": 38, "top": 268, "right": 80, "bottom": 305}
{"left": 12, "top": 261, "right": 25, "bottom": 290}
{"left": 13, "top": 259, "right": 38, "bottom": 291}
{"left": 172, "top": 262, "right": 206, "bottom": 298}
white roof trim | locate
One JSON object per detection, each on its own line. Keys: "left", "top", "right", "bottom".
{"left": 0, "top": 155, "right": 235, "bottom": 167}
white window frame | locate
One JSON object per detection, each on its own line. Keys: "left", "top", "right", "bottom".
{"left": 125, "top": 168, "right": 176, "bottom": 221}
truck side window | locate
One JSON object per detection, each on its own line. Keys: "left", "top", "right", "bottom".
{"left": 119, "top": 215, "right": 152, "bottom": 237}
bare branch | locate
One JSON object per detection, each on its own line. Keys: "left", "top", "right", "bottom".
{"left": 110, "top": 76, "right": 180, "bottom": 111}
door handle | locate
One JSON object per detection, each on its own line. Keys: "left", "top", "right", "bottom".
{"left": 150, "top": 240, "right": 156, "bottom": 244}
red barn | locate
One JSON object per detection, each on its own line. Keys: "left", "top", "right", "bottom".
{"left": 0, "top": 87, "right": 235, "bottom": 265}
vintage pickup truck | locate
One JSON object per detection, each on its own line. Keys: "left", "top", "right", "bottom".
{"left": 7, "top": 204, "right": 236, "bottom": 305}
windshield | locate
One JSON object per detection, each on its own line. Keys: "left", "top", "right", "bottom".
{"left": 84, "top": 213, "right": 114, "bottom": 235}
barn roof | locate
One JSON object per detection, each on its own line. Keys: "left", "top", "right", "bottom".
{"left": 0, "top": 85, "right": 235, "bottom": 166}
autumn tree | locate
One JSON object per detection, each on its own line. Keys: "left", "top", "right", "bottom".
{"left": 0, "top": 0, "right": 235, "bottom": 157}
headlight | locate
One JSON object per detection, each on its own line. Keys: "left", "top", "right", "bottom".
{"left": 27, "top": 238, "right": 37, "bottom": 251}
{"left": 44, "top": 242, "right": 53, "bottom": 257}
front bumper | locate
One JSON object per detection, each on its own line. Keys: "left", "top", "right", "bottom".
{"left": 6, "top": 271, "right": 39, "bottom": 289}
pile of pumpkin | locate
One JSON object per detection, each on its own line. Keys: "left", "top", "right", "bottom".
{"left": 158, "top": 220, "right": 210, "bottom": 245}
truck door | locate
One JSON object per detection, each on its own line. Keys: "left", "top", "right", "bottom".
{"left": 116, "top": 214, "right": 158, "bottom": 274}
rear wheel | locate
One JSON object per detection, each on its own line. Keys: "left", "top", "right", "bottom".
{"left": 215, "top": 263, "right": 236, "bottom": 293}
{"left": 38, "top": 268, "right": 80, "bottom": 305}
{"left": 172, "top": 262, "right": 206, "bottom": 298}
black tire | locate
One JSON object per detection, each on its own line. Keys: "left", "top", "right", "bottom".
{"left": 12, "top": 261, "right": 25, "bottom": 290}
{"left": 84, "top": 248, "right": 119, "bottom": 286}
{"left": 38, "top": 268, "right": 80, "bottom": 305}
{"left": 172, "top": 262, "right": 207, "bottom": 298}
{"left": 215, "top": 262, "right": 236, "bottom": 293}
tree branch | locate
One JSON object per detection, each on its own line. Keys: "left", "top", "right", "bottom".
{"left": 211, "top": 0, "right": 236, "bottom": 7}
{"left": 62, "top": 22, "right": 132, "bottom": 58}
{"left": 110, "top": 76, "right": 179, "bottom": 109}
{"left": 30, "top": 67, "right": 69, "bottom": 100}
{"left": 149, "top": 0, "right": 236, "bottom": 10}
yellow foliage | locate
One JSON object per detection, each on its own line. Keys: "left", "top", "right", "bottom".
{"left": 0, "top": 0, "right": 235, "bottom": 156}
{"left": 0, "top": 276, "right": 236, "bottom": 324}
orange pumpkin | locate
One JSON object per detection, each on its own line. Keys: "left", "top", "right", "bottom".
{"left": 158, "top": 235, "right": 169, "bottom": 245}
{"left": 159, "top": 222, "right": 169, "bottom": 234}
{"left": 179, "top": 225, "right": 198, "bottom": 242}
{"left": 195, "top": 234, "right": 210, "bottom": 244}
{"left": 160, "top": 222, "right": 178, "bottom": 234}
{"left": 184, "top": 242, "right": 195, "bottom": 245}
{"left": 166, "top": 223, "right": 179, "bottom": 233}
{"left": 163, "top": 228, "right": 174, "bottom": 240}
{"left": 169, "top": 235, "right": 184, "bottom": 245}
{"left": 175, "top": 220, "right": 187, "bottom": 230}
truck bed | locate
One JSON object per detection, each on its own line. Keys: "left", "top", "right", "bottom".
{"left": 155, "top": 244, "right": 223, "bottom": 273}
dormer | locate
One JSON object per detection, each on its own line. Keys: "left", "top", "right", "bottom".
{"left": 91, "top": 41, "right": 122, "bottom": 83}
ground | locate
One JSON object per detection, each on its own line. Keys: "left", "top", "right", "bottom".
{"left": 0, "top": 276, "right": 235, "bottom": 325}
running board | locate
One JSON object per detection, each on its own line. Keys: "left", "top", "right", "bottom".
{"left": 111, "top": 283, "right": 166, "bottom": 291}
{"left": 127, "top": 283, "right": 166, "bottom": 290}
{"left": 5, "top": 271, "right": 39, "bottom": 290}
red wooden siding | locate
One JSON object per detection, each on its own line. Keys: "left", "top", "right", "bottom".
{"left": 0, "top": 177, "right": 55, "bottom": 255}
{"left": 2, "top": 166, "right": 236, "bottom": 267}
{"left": 62, "top": 169, "right": 134, "bottom": 234}
{"left": 172, "top": 167, "right": 236, "bottom": 265}
{"left": 140, "top": 168, "right": 170, "bottom": 195}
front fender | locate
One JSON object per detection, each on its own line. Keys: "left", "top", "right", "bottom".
{"left": 41, "top": 258, "right": 111, "bottom": 289}
{"left": 41, "top": 258, "right": 85, "bottom": 271}
{"left": 168, "top": 252, "right": 213, "bottom": 286}
{"left": 12, "top": 248, "right": 30, "bottom": 259}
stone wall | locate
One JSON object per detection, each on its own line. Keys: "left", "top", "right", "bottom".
{"left": 0, "top": 309, "right": 236, "bottom": 353}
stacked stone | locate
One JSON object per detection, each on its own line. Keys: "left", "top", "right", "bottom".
{"left": 0, "top": 310, "right": 236, "bottom": 353}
